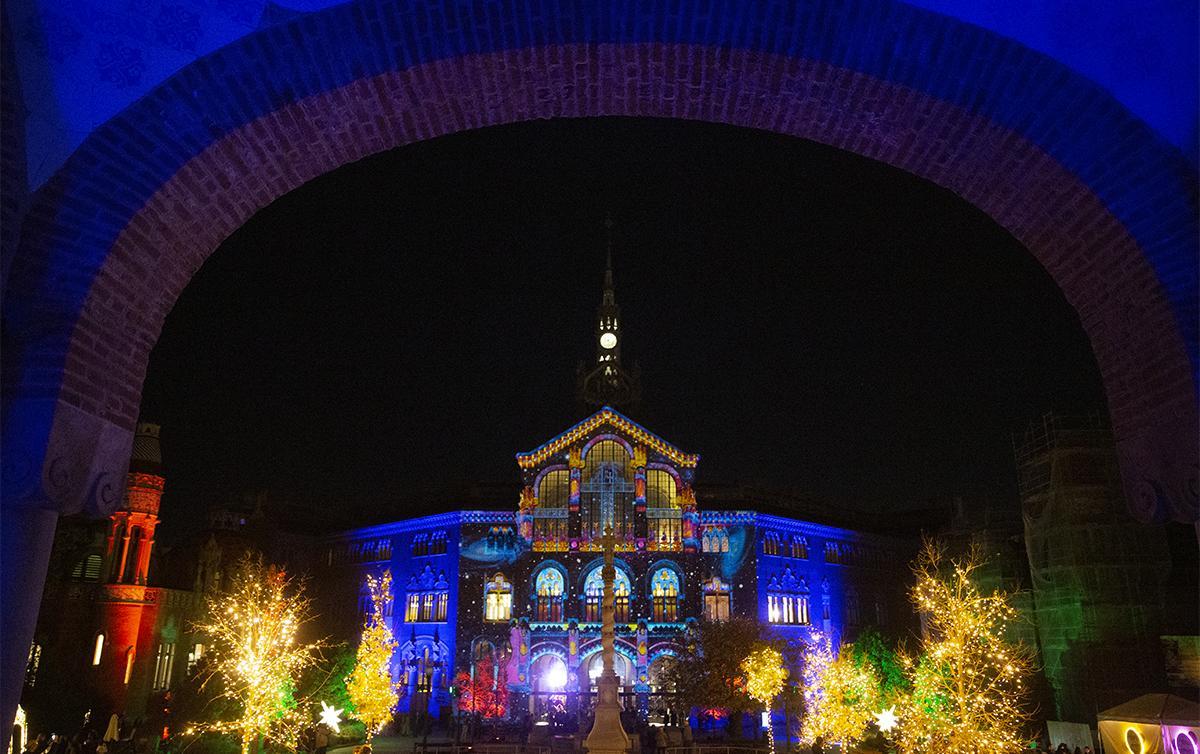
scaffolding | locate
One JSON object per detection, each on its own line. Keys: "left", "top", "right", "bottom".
{"left": 1014, "top": 412, "right": 1171, "bottom": 722}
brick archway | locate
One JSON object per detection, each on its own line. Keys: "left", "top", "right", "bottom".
{"left": 2, "top": 0, "right": 1197, "bottom": 726}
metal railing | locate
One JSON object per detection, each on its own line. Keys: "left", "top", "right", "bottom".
{"left": 663, "top": 746, "right": 770, "bottom": 754}
{"left": 414, "top": 744, "right": 550, "bottom": 754}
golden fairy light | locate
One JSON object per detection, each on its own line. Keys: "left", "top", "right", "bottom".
{"left": 895, "top": 539, "right": 1034, "bottom": 753}
{"left": 800, "top": 632, "right": 881, "bottom": 749}
{"left": 741, "top": 646, "right": 788, "bottom": 754}
{"left": 346, "top": 570, "right": 400, "bottom": 741}
{"left": 192, "top": 554, "right": 324, "bottom": 754}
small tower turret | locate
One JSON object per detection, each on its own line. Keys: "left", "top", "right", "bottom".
{"left": 578, "top": 221, "right": 641, "bottom": 409}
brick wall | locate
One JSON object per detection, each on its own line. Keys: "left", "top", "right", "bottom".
{"left": 2, "top": 0, "right": 1195, "bottom": 522}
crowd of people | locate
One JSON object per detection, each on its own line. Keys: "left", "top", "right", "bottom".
{"left": 16, "top": 715, "right": 145, "bottom": 754}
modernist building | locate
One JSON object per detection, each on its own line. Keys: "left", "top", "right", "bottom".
{"left": 316, "top": 257, "right": 915, "bottom": 720}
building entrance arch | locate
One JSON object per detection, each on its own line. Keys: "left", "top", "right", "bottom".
{"left": 3, "top": 0, "right": 1196, "bottom": 731}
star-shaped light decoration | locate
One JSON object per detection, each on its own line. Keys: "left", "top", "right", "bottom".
{"left": 874, "top": 707, "right": 898, "bottom": 733}
{"left": 318, "top": 700, "right": 344, "bottom": 733}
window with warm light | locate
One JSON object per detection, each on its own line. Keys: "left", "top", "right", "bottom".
{"left": 187, "top": 643, "right": 204, "bottom": 671}
{"left": 703, "top": 576, "right": 731, "bottom": 621}
{"left": 92, "top": 634, "right": 105, "bottom": 666}
{"left": 484, "top": 573, "right": 512, "bottom": 622}
{"left": 651, "top": 568, "right": 680, "bottom": 622}
{"left": 535, "top": 567, "right": 565, "bottom": 621}
{"left": 584, "top": 565, "right": 631, "bottom": 622}
{"left": 766, "top": 570, "right": 810, "bottom": 625}
{"left": 405, "top": 593, "right": 420, "bottom": 622}
{"left": 123, "top": 648, "right": 135, "bottom": 684}
{"left": 646, "top": 469, "right": 676, "bottom": 507}
{"left": 152, "top": 643, "right": 175, "bottom": 690}
{"left": 538, "top": 470, "right": 569, "bottom": 507}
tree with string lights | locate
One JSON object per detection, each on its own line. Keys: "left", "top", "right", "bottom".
{"left": 799, "top": 632, "right": 881, "bottom": 750}
{"left": 346, "top": 570, "right": 400, "bottom": 741}
{"left": 192, "top": 554, "right": 325, "bottom": 754}
{"left": 741, "top": 646, "right": 788, "bottom": 754}
{"left": 895, "top": 538, "right": 1034, "bottom": 753}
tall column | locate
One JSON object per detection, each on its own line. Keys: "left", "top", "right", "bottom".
{"left": 632, "top": 447, "right": 647, "bottom": 550}
{"left": 0, "top": 397, "right": 136, "bottom": 733}
{"left": 568, "top": 446, "right": 583, "bottom": 550}
{"left": 584, "top": 527, "right": 630, "bottom": 754}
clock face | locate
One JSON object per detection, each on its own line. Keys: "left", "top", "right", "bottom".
{"left": 600, "top": 332, "right": 617, "bottom": 350}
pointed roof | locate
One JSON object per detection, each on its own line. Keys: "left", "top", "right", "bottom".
{"left": 516, "top": 406, "right": 699, "bottom": 469}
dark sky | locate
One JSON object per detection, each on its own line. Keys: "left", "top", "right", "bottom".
{"left": 141, "top": 117, "right": 1105, "bottom": 540}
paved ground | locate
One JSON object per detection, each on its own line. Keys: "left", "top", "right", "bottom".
{"left": 329, "top": 735, "right": 451, "bottom": 754}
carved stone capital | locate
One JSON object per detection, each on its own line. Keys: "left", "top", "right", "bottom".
{"left": 2, "top": 396, "right": 133, "bottom": 518}
{"left": 1116, "top": 413, "right": 1199, "bottom": 523}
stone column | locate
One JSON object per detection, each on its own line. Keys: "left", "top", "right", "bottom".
{"left": 0, "top": 398, "right": 134, "bottom": 732}
{"left": 584, "top": 527, "right": 630, "bottom": 754}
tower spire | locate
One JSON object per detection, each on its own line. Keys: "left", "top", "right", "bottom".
{"left": 603, "top": 216, "right": 615, "bottom": 303}
{"left": 577, "top": 219, "right": 641, "bottom": 410}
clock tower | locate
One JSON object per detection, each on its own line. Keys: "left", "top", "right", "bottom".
{"left": 578, "top": 223, "right": 641, "bottom": 409}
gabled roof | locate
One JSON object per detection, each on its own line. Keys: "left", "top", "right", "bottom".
{"left": 516, "top": 406, "right": 699, "bottom": 469}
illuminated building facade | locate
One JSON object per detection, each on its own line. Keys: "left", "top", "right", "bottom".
{"left": 318, "top": 257, "right": 913, "bottom": 719}
{"left": 319, "top": 407, "right": 913, "bottom": 720}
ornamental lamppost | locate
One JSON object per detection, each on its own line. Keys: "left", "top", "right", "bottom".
{"left": 584, "top": 526, "right": 630, "bottom": 754}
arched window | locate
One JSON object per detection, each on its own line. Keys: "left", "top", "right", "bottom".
{"left": 92, "top": 633, "right": 105, "bottom": 666}
{"left": 484, "top": 573, "right": 512, "bottom": 622}
{"left": 650, "top": 568, "right": 681, "bottom": 622}
{"left": 766, "top": 569, "right": 810, "bottom": 625}
{"left": 534, "top": 470, "right": 570, "bottom": 547}
{"left": 646, "top": 470, "right": 676, "bottom": 508}
{"left": 824, "top": 541, "right": 840, "bottom": 564}
{"left": 122, "top": 527, "right": 143, "bottom": 583}
{"left": 535, "top": 568, "right": 565, "bottom": 622}
{"left": 152, "top": 642, "right": 175, "bottom": 690}
{"left": 703, "top": 576, "right": 731, "bottom": 621}
{"left": 538, "top": 470, "right": 569, "bottom": 508}
{"left": 702, "top": 527, "right": 730, "bottom": 553}
{"left": 845, "top": 589, "right": 860, "bottom": 625}
{"left": 581, "top": 441, "right": 634, "bottom": 541}
{"left": 123, "top": 647, "right": 135, "bottom": 684}
{"left": 412, "top": 534, "right": 428, "bottom": 556}
{"left": 763, "top": 532, "right": 781, "bottom": 556}
{"left": 790, "top": 536, "right": 808, "bottom": 559}
{"left": 584, "top": 565, "right": 631, "bottom": 623}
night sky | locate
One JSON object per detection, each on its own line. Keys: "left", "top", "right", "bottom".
{"left": 140, "top": 117, "right": 1106, "bottom": 541}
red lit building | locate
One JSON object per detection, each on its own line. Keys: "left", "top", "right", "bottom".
{"left": 20, "top": 424, "right": 204, "bottom": 733}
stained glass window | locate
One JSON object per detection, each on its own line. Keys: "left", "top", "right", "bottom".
{"left": 584, "top": 565, "right": 630, "bottom": 622}
{"left": 535, "top": 568, "right": 565, "bottom": 621}
{"left": 651, "top": 568, "right": 680, "bottom": 621}
{"left": 581, "top": 441, "right": 634, "bottom": 541}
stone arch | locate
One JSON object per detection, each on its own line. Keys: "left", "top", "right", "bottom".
{"left": 3, "top": 0, "right": 1197, "bottom": 728}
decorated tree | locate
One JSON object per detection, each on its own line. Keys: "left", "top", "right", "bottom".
{"left": 895, "top": 539, "right": 1034, "bottom": 753}
{"left": 799, "top": 632, "right": 881, "bottom": 749}
{"left": 664, "top": 616, "right": 773, "bottom": 735}
{"left": 741, "top": 646, "right": 788, "bottom": 754}
{"left": 193, "top": 554, "right": 324, "bottom": 754}
{"left": 454, "top": 659, "right": 508, "bottom": 718}
{"left": 346, "top": 571, "right": 400, "bottom": 741}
